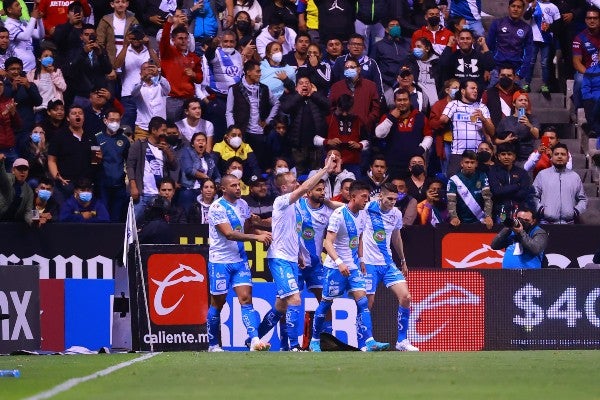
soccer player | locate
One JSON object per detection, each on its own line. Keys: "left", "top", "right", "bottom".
{"left": 206, "top": 174, "right": 272, "bottom": 352}
{"left": 361, "top": 182, "right": 419, "bottom": 351}
{"left": 257, "top": 154, "right": 336, "bottom": 351}
{"left": 309, "top": 180, "right": 390, "bottom": 352}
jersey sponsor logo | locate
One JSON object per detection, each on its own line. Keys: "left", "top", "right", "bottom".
{"left": 287, "top": 279, "right": 298, "bottom": 290}
{"left": 302, "top": 227, "right": 315, "bottom": 240}
{"left": 225, "top": 65, "right": 240, "bottom": 77}
{"left": 148, "top": 254, "right": 208, "bottom": 325}
{"left": 349, "top": 237, "right": 359, "bottom": 249}
{"left": 442, "top": 233, "right": 502, "bottom": 269}
{"left": 407, "top": 271, "right": 485, "bottom": 351}
{"left": 373, "top": 229, "right": 386, "bottom": 243}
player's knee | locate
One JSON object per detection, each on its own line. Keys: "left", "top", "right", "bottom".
{"left": 237, "top": 295, "right": 252, "bottom": 305}
{"left": 399, "top": 292, "right": 411, "bottom": 306}
{"left": 356, "top": 296, "right": 369, "bottom": 310}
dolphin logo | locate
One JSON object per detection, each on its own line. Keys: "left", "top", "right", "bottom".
{"left": 445, "top": 244, "right": 504, "bottom": 268}
{"left": 151, "top": 264, "right": 205, "bottom": 316}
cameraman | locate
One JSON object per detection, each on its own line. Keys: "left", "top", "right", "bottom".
{"left": 490, "top": 207, "right": 548, "bottom": 269}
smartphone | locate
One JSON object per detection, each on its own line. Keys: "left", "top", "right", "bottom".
{"left": 89, "top": 33, "right": 97, "bottom": 42}
{"left": 518, "top": 107, "right": 526, "bottom": 118}
{"left": 541, "top": 136, "right": 550, "bottom": 147}
{"left": 31, "top": 209, "right": 40, "bottom": 220}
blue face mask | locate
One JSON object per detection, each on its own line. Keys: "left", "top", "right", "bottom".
{"left": 79, "top": 191, "right": 93, "bottom": 202}
{"left": 397, "top": 192, "right": 407, "bottom": 201}
{"left": 389, "top": 26, "right": 402, "bottom": 38}
{"left": 31, "top": 132, "right": 42, "bottom": 143}
{"left": 38, "top": 189, "right": 52, "bottom": 201}
{"left": 449, "top": 88, "right": 459, "bottom": 99}
{"left": 41, "top": 56, "right": 54, "bottom": 67}
{"left": 413, "top": 47, "right": 425, "bottom": 59}
{"left": 344, "top": 68, "right": 358, "bottom": 80}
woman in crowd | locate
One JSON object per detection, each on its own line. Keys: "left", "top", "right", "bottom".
{"left": 476, "top": 141, "right": 496, "bottom": 174}
{"left": 494, "top": 92, "right": 540, "bottom": 163}
{"left": 27, "top": 48, "right": 67, "bottom": 123}
{"left": 407, "top": 36, "right": 442, "bottom": 105}
{"left": 188, "top": 178, "right": 219, "bottom": 224}
{"left": 224, "top": 0, "right": 263, "bottom": 32}
{"left": 23, "top": 124, "right": 50, "bottom": 187}
{"left": 296, "top": 43, "right": 331, "bottom": 95}
{"left": 260, "top": 41, "right": 297, "bottom": 99}
{"left": 416, "top": 179, "right": 448, "bottom": 226}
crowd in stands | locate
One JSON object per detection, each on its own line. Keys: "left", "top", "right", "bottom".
{"left": 0, "top": 0, "right": 596, "bottom": 227}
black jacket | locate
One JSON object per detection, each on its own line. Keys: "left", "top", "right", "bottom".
{"left": 279, "top": 91, "right": 330, "bottom": 148}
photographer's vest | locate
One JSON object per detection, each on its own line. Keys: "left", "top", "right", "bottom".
{"left": 502, "top": 226, "right": 544, "bottom": 269}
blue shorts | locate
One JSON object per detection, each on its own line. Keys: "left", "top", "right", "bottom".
{"left": 208, "top": 261, "right": 252, "bottom": 295}
{"left": 322, "top": 268, "right": 366, "bottom": 300}
{"left": 268, "top": 258, "right": 300, "bottom": 298}
{"left": 298, "top": 263, "right": 324, "bottom": 291}
{"left": 364, "top": 263, "right": 406, "bottom": 295}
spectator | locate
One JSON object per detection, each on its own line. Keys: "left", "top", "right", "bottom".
{"left": 0, "top": 27, "right": 15, "bottom": 72}
{"left": 450, "top": 0, "right": 484, "bottom": 37}
{"left": 38, "top": 0, "right": 91, "bottom": 36}
{"left": 232, "top": 11, "right": 255, "bottom": 45}
{"left": 491, "top": 207, "right": 548, "bottom": 269}
{"left": 131, "top": 60, "right": 171, "bottom": 140}
{"left": 331, "top": 34, "right": 384, "bottom": 97}
{"left": 3, "top": 57, "right": 42, "bottom": 139}
{"left": 375, "top": 88, "right": 433, "bottom": 177}
{"left": 255, "top": 15, "right": 296, "bottom": 58}
{"left": 260, "top": 41, "right": 297, "bottom": 99}
{"left": 481, "top": 64, "right": 522, "bottom": 127}
{"left": 411, "top": 4, "right": 454, "bottom": 55}
{"left": 22, "top": 124, "right": 49, "bottom": 186}
{"left": 372, "top": 18, "right": 411, "bottom": 91}
{"left": 488, "top": 142, "right": 533, "bottom": 223}
{"left": 295, "top": 43, "right": 332, "bottom": 95}
{"left": 40, "top": 99, "right": 66, "bottom": 143}
{"left": 225, "top": 60, "right": 279, "bottom": 171}
{"left": 188, "top": 178, "right": 219, "bottom": 224}
{"left": 47, "top": 105, "right": 100, "bottom": 205}
{"left": 354, "top": 0, "right": 386, "bottom": 54}
{"left": 439, "top": 30, "right": 494, "bottom": 90}
{"left": 416, "top": 179, "right": 448, "bottom": 226}
{"left": 32, "top": 177, "right": 59, "bottom": 225}
{"left": 0, "top": 156, "right": 33, "bottom": 224}
{"left": 572, "top": 6, "right": 600, "bottom": 110}
{"left": 126, "top": 116, "right": 179, "bottom": 219}
{"left": 315, "top": 93, "right": 366, "bottom": 178}
{"left": 212, "top": 124, "right": 261, "bottom": 181}
{"left": 362, "top": 155, "right": 390, "bottom": 200}
{"left": 179, "top": 132, "right": 221, "bottom": 213}
{"left": 330, "top": 176, "right": 354, "bottom": 203}
{"left": 280, "top": 76, "right": 329, "bottom": 175}
{"left": 242, "top": 174, "right": 274, "bottom": 230}
{"left": 4, "top": 0, "right": 44, "bottom": 73}
{"left": 329, "top": 56, "right": 380, "bottom": 131}
{"left": 383, "top": 66, "right": 429, "bottom": 114}
{"left": 581, "top": 62, "right": 600, "bottom": 137}
{"left": 439, "top": 78, "right": 495, "bottom": 176}
{"left": 323, "top": 37, "right": 344, "bottom": 67}
{"left": 83, "top": 86, "right": 124, "bottom": 135}
{"left": 155, "top": 176, "right": 187, "bottom": 223}
{"left": 494, "top": 91, "right": 541, "bottom": 162}
{"left": 476, "top": 141, "right": 496, "bottom": 174}
{"left": 96, "top": 0, "right": 139, "bottom": 67}
{"left": 265, "top": 156, "right": 292, "bottom": 196}
{"left": 96, "top": 108, "right": 130, "bottom": 222}
{"left": 429, "top": 78, "right": 459, "bottom": 176}
{"left": 224, "top": 156, "right": 250, "bottom": 195}
{"left": 26, "top": 47, "right": 67, "bottom": 123}
{"left": 265, "top": 115, "right": 292, "bottom": 167}
{"left": 190, "top": 0, "right": 219, "bottom": 44}
{"left": 114, "top": 24, "right": 159, "bottom": 131}
{"left": 405, "top": 154, "right": 434, "bottom": 203}
{"left": 136, "top": 0, "right": 181, "bottom": 39}
{"left": 58, "top": 177, "right": 110, "bottom": 222}
{"left": 487, "top": 0, "right": 534, "bottom": 91}
{"left": 0, "top": 80, "right": 19, "bottom": 169}
{"left": 308, "top": 148, "right": 355, "bottom": 198}
{"left": 160, "top": 17, "right": 203, "bottom": 123}
{"left": 263, "top": 0, "right": 298, "bottom": 38}
{"left": 447, "top": 149, "right": 493, "bottom": 229}
{"left": 224, "top": 0, "right": 263, "bottom": 33}
{"left": 314, "top": 0, "right": 355, "bottom": 43}
{"left": 51, "top": 2, "right": 86, "bottom": 80}
{"left": 282, "top": 32, "right": 310, "bottom": 68}
{"left": 175, "top": 97, "right": 214, "bottom": 150}
{"left": 391, "top": 176, "right": 418, "bottom": 226}
{"left": 155, "top": 8, "right": 195, "bottom": 53}
{"left": 445, "top": 15, "right": 468, "bottom": 38}
{"left": 297, "top": 0, "right": 318, "bottom": 42}
{"left": 533, "top": 143, "right": 587, "bottom": 224}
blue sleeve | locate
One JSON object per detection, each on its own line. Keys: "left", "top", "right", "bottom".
{"left": 59, "top": 200, "right": 85, "bottom": 222}
{"left": 91, "top": 201, "right": 110, "bottom": 222}
{"left": 487, "top": 20, "right": 498, "bottom": 55}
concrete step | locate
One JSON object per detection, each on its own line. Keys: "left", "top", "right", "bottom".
{"left": 535, "top": 108, "right": 571, "bottom": 124}
{"left": 584, "top": 182, "right": 599, "bottom": 197}
{"left": 528, "top": 92, "right": 565, "bottom": 109}
{"left": 574, "top": 168, "right": 589, "bottom": 183}
{"left": 580, "top": 198, "right": 600, "bottom": 224}
{"left": 571, "top": 153, "right": 587, "bottom": 169}
{"left": 561, "top": 138, "right": 583, "bottom": 153}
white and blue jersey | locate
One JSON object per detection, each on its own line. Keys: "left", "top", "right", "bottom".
{"left": 529, "top": 1, "right": 560, "bottom": 44}
{"left": 362, "top": 201, "right": 403, "bottom": 267}
{"left": 208, "top": 48, "right": 243, "bottom": 95}
{"left": 323, "top": 205, "right": 366, "bottom": 270}
{"left": 296, "top": 198, "right": 333, "bottom": 268}
{"left": 207, "top": 198, "right": 251, "bottom": 263}
{"left": 267, "top": 193, "right": 301, "bottom": 262}
{"left": 450, "top": 0, "right": 482, "bottom": 22}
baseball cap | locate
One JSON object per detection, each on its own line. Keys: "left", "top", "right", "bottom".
{"left": 13, "top": 158, "right": 29, "bottom": 168}
{"left": 249, "top": 175, "right": 267, "bottom": 186}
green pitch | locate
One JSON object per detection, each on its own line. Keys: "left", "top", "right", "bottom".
{"left": 2, "top": 351, "right": 599, "bottom": 400}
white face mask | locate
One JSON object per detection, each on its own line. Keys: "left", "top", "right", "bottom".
{"left": 275, "top": 167, "right": 289, "bottom": 175}
{"left": 106, "top": 121, "right": 120, "bottom": 132}
{"left": 230, "top": 169, "right": 243, "bottom": 179}
{"left": 271, "top": 51, "right": 283, "bottom": 63}
{"left": 222, "top": 47, "right": 236, "bottom": 55}
{"left": 229, "top": 136, "right": 242, "bottom": 149}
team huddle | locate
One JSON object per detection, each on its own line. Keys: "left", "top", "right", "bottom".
{"left": 206, "top": 153, "right": 418, "bottom": 352}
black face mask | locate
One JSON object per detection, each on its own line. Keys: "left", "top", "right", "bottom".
{"left": 410, "top": 164, "right": 425, "bottom": 176}
{"left": 236, "top": 20, "right": 250, "bottom": 32}
{"left": 498, "top": 76, "right": 513, "bottom": 89}
{"left": 166, "top": 136, "right": 180, "bottom": 146}
{"left": 427, "top": 16, "right": 441, "bottom": 27}
{"left": 272, "top": 29, "right": 282, "bottom": 38}
{"left": 477, "top": 151, "right": 492, "bottom": 163}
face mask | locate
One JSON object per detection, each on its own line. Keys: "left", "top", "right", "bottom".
{"left": 389, "top": 26, "right": 402, "bottom": 38}
{"left": 106, "top": 121, "right": 120, "bottom": 132}
{"left": 236, "top": 20, "right": 250, "bottom": 32}
{"left": 413, "top": 47, "right": 425, "bottom": 59}
{"left": 31, "top": 132, "right": 42, "bottom": 143}
{"left": 272, "top": 29, "right": 282, "bottom": 39}
{"left": 275, "top": 167, "right": 289, "bottom": 175}
{"left": 344, "top": 68, "right": 358, "bottom": 80}
{"left": 477, "top": 151, "right": 492, "bottom": 163}
{"left": 151, "top": 75, "right": 160, "bottom": 85}
{"left": 461, "top": 24, "right": 468, "bottom": 30}
{"left": 410, "top": 164, "right": 425, "bottom": 176}
{"left": 271, "top": 51, "right": 283, "bottom": 63}
{"left": 38, "top": 189, "right": 52, "bottom": 201}
{"left": 498, "top": 76, "right": 513, "bottom": 89}
{"left": 449, "top": 88, "right": 459, "bottom": 99}
{"left": 79, "top": 191, "right": 93, "bottom": 202}
{"left": 41, "top": 56, "right": 54, "bottom": 67}
{"left": 222, "top": 47, "right": 236, "bottom": 55}
{"left": 230, "top": 169, "right": 243, "bottom": 179}
{"left": 397, "top": 192, "right": 406, "bottom": 201}
{"left": 427, "top": 16, "right": 441, "bottom": 27}
{"left": 166, "top": 135, "right": 180, "bottom": 146}
{"left": 229, "top": 136, "right": 242, "bottom": 149}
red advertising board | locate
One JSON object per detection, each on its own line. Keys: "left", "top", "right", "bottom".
{"left": 441, "top": 233, "right": 503, "bottom": 269}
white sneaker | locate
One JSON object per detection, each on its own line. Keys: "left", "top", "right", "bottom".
{"left": 250, "top": 337, "right": 271, "bottom": 352}
{"left": 208, "top": 345, "right": 225, "bottom": 352}
{"left": 396, "top": 339, "right": 419, "bottom": 351}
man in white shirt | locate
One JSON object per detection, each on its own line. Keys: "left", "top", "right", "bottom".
{"left": 4, "top": 0, "right": 44, "bottom": 72}
{"left": 131, "top": 61, "right": 170, "bottom": 140}
{"left": 175, "top": 97, "right": 214, "bottom": 152}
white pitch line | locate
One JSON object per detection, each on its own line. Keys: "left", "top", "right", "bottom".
{"left": 24, "top": 352, "right": 161, "bottom": 400}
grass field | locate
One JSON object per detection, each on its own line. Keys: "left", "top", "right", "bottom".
{"left": 1, "top": 351, "right": 600, "bottom": 400}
